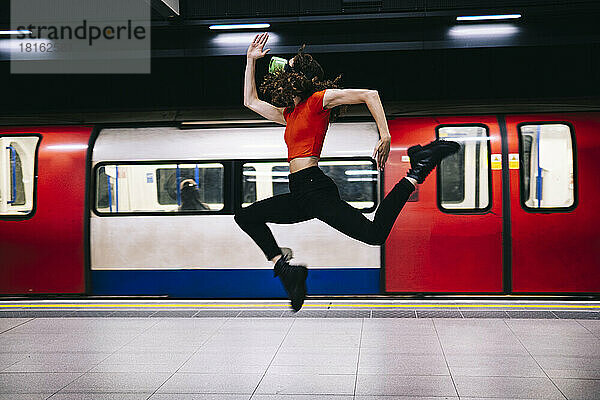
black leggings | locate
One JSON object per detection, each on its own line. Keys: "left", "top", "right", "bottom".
{"left": 234, "top": 166, "right": 415, "bottom": 260}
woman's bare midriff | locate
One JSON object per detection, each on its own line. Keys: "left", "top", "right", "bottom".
{"left": 289, "top": 156, "right": 319, "bottom": 173}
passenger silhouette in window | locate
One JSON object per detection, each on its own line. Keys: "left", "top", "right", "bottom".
{"left": 179, "top": 179, "right": 210, "bottom": 211}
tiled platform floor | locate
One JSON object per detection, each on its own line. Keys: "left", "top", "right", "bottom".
{"left": 0, "top": 300, "right": 599, "bottom": 399}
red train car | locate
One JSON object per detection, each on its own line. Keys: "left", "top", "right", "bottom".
{"left": 0, "top": 126, "right": 93, "bottom": 295}
{"left": 1, "top": 112, "right": 599, "bottom": 297}
{"left": 385, "top": 113, "right": 600, "bottom": 294}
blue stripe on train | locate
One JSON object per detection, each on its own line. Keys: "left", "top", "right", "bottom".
{"left": 91, "top": 268, "right": 380, "bottom": 297}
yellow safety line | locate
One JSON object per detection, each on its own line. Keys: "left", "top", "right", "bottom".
{"left": 0, "top": 303, "right": 598, "bottom": 309}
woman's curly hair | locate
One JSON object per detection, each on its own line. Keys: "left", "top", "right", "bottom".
{"left": 259, "top": 44, "right": 347, "bottom": 122}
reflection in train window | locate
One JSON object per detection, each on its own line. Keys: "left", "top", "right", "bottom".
{"left": 242, "top": 165, "right": 257, "bottom": 207}
{"left": 242, "top": 160, "right": 377, "bottom": 211}
{"left": 437, "top": 126, "right": 490, "bottom": 212}
{"left": 95, "top": 163, "right": 224, "bottom": 213}
{"left": 519, "top": 124, "right": 575, "bottom": 210}
{"left": 0, "top": 136, "right": 40, "bottom": 216}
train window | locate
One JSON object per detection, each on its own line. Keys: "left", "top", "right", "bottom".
{"left": 0, "top": 136, "right": 40, "bottom": 217}
{"left": 242, "top": 165, "right": 257, "bottom": 207}
{"left": 241, "top": 159, "right": 377, "bottom": 211}
{"left": 437, "top": 126, "right": 491, "bottom": 212}
{"left": 519, "top": 123, "right": 575, "bottom": 210}
{"left": 95, "top": 163, "right": 224, "bottom": 214}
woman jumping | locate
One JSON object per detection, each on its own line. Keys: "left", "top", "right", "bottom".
{"left": 236, "top": 33, "right": 459, "bottom": 311}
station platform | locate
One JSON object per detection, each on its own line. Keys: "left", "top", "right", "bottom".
{"left": 1, "top": 300, "right": 599, "bottom": 399}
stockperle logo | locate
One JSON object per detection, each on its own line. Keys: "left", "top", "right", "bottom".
{"left": 10, "top": 0, "right": 150, "bottom": 74}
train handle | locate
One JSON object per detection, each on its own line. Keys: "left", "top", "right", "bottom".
{"left": 6, "top": 146, "right": 16, "bottom": 204}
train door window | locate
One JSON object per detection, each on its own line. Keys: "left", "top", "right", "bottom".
{"left": 241, "top": 159, "right": 377, "bottom": 212}
{"left": 241, "top": 162, "right": 288, "bottom": 206}
{"left": 437, "top": 126, "right": 491, "bottom": 212}
{"left": 0, "top": 135, "right": 40, "bottom": 217}
{"left": 519, "top": 123, "right": 575, "bottom": 210}
{"left": 95, "top": 162, "right": 224, "bottom": 214}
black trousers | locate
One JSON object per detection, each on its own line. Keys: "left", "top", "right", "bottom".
{"left": 234, "top": 166, "right": 415, "bottom": 260}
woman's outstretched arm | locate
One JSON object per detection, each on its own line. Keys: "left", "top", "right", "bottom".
{"left": 244, "top": 32, "right": 287, "bottom": 125}
{"left": 323, "top": 88, "right": 391, "bottom": 170}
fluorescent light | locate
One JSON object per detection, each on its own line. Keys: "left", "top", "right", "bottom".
{"left": 345, "top": 170, "right": 378, "bottom": 175}
{"left": 209, "top": 23, "right": 270, "bottom": 30}
{"left": 457, "top": 14, "right": 521, "bottom": 22}
{"left": 46, "top": 144, "right": 88, "bottom": 150}
{"left": 0, "top": 30, "right": 32, "bottom": 35}
{"left": 448, "top": 24, "right": 519, "bottom": 37}
{"left": 211, "top": 32, "right": 279, "bottom": 45}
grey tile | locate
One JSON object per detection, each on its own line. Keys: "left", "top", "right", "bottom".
{"left": 265, "top": 364, "right": 356, "bottom": 375}
{"left": 544, "top": 369, "right": 600, "bottom": 379}
{"left": 355, "top": 397, "right": 458, "bottom": 400}
{"left": 0, "top": 312, "right": 36, "bottom": 318}
{"left": 441, "top": 342, "right": 529, "bottom": 356}
{"left": 534, "top": 355, "right": 600, "bottom": 371}
{"left": 252, "top": 396, "right": 352, "bottom": 400}
{"left": 453, "top": 376, "right": 565, "bottom": 399}
{"left": 554, "top": 311, "right": 600, "bottom": 320}
{"left": 360, "top": 336, "right": 443, "bottom": 353}
{"left": 282, "top": 335, "right": 361, "bottom": 348}
{"left": 578, "top": 320, "right": 600, "bottom": 334}
{"left": 4, "top": 352, "right": 112, "bottom": 373}
{"left": 256, "top": 373, "right": 355, "bottom": 395}
{"left": 434, "top": 318, "right": 513, "bottom": 332}
{"left": 445, "top": 354, "right": 540, "bottom": 370}
{"left": 358, "top": 354, "right": 449, "bottom": 375}
{"left": 290, "top": 319, "right": 362, "bottom": 330}
{"left": 179, "top": 352, "right": 274, "bottom": 373}
{"left": 520, "top": 340, "right": 600, "bottom": 358}
{"left": 89, "top": 351, "right": 190, "bottom": 373}
{"left": 109, "top": 311, "right": 157, "bottom": 318}
{"left": 7, "top": 318, "right": 156, "bottom": 334}
{"left": 371, "top": 310, "right": 416, "bottom": 318}
{"left": 4, "top": 311, "right": 76, "bottom": 318}
{"left": 194, "top": 310, "right": 239, "bottom": 318}
{"left": 157, "top": 373, "right": 262, "bottom": 394}
{"left": 49, "top": 393, "right": 152, "bottom": 400}
{"left": 68, "top": 311, "right": 117, "bottom": 318}
{"left": 0, "top": 372, "right": 81, "bottom": 393}
{"left": 417, "top": 310, "right": 462, "bottom": 319}
{"left": 506, "top": 319, "right": 595, "bottom": 337}
{"left": 272, "top": 351, "right": 358, "bottom": 367}
{"left": 0, "top": 318, "right": 33, "bottom": 333}
{"left": 552, "top": 378, "right": 600, "bottom": 400}
{"left": 355, "top": 374, "right": 457, "bottom": 397}
{"left": 506, "top": 311, "right": 557, "bottom": 319}
{"left": 151, "top": 395, "right": 250, "bottom": 400}
{"left": 151, "top": 310, "right": 201, "bottom": 318}
{"left": 60, "top": 372, "right": 172, "bottom": 393}
{"left": 0, "top": 394, "right": 52, "bottom": 400}
{"left": 281, "top": 310, "right": 328, "bottom": 318}
{"left": 326, "top": 310, "right": 371, "bottom": 318}
{"left": 238, "top": 310, "right": 285, "bottom": 318}
{"left": 460, "top": 311, "right": 510, "bottom": 319}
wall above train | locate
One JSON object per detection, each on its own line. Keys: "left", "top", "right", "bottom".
{"left": 1, "top": 1, "right": 599, "bottom": 120}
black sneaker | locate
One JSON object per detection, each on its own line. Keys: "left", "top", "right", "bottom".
{"left": 274, "top": 257, "right": 307, "bottom": 312}
{"left": 406, "top": 140, "right": 460, "bottom": 184}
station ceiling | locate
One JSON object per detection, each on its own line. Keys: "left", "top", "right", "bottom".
{"left": 0, "top": 0, "right": 599, "bottom": 122}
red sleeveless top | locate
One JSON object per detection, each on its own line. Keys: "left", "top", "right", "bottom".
{"left": 283, "top": 89, "right": 331, "bottom": 162}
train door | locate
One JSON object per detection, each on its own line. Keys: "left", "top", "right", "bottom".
{"left": 0, "top": 127, "right": 91, "bottom": 294}
{"left": 384, "top": 116, "right": 504, "bottom": 293}
{"left": 505, "top": 113, "right": 600, "bottom": 293}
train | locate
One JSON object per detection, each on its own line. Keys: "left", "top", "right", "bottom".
{"left": 1, "top": 112, "right": 599, "bottom": 297}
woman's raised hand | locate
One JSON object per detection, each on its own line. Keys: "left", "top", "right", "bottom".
{"left": 373, "top": 136, "right": 391, "bottom": 171}
{"left": 247, "top": 32, "right": 271, "bottom": 60}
